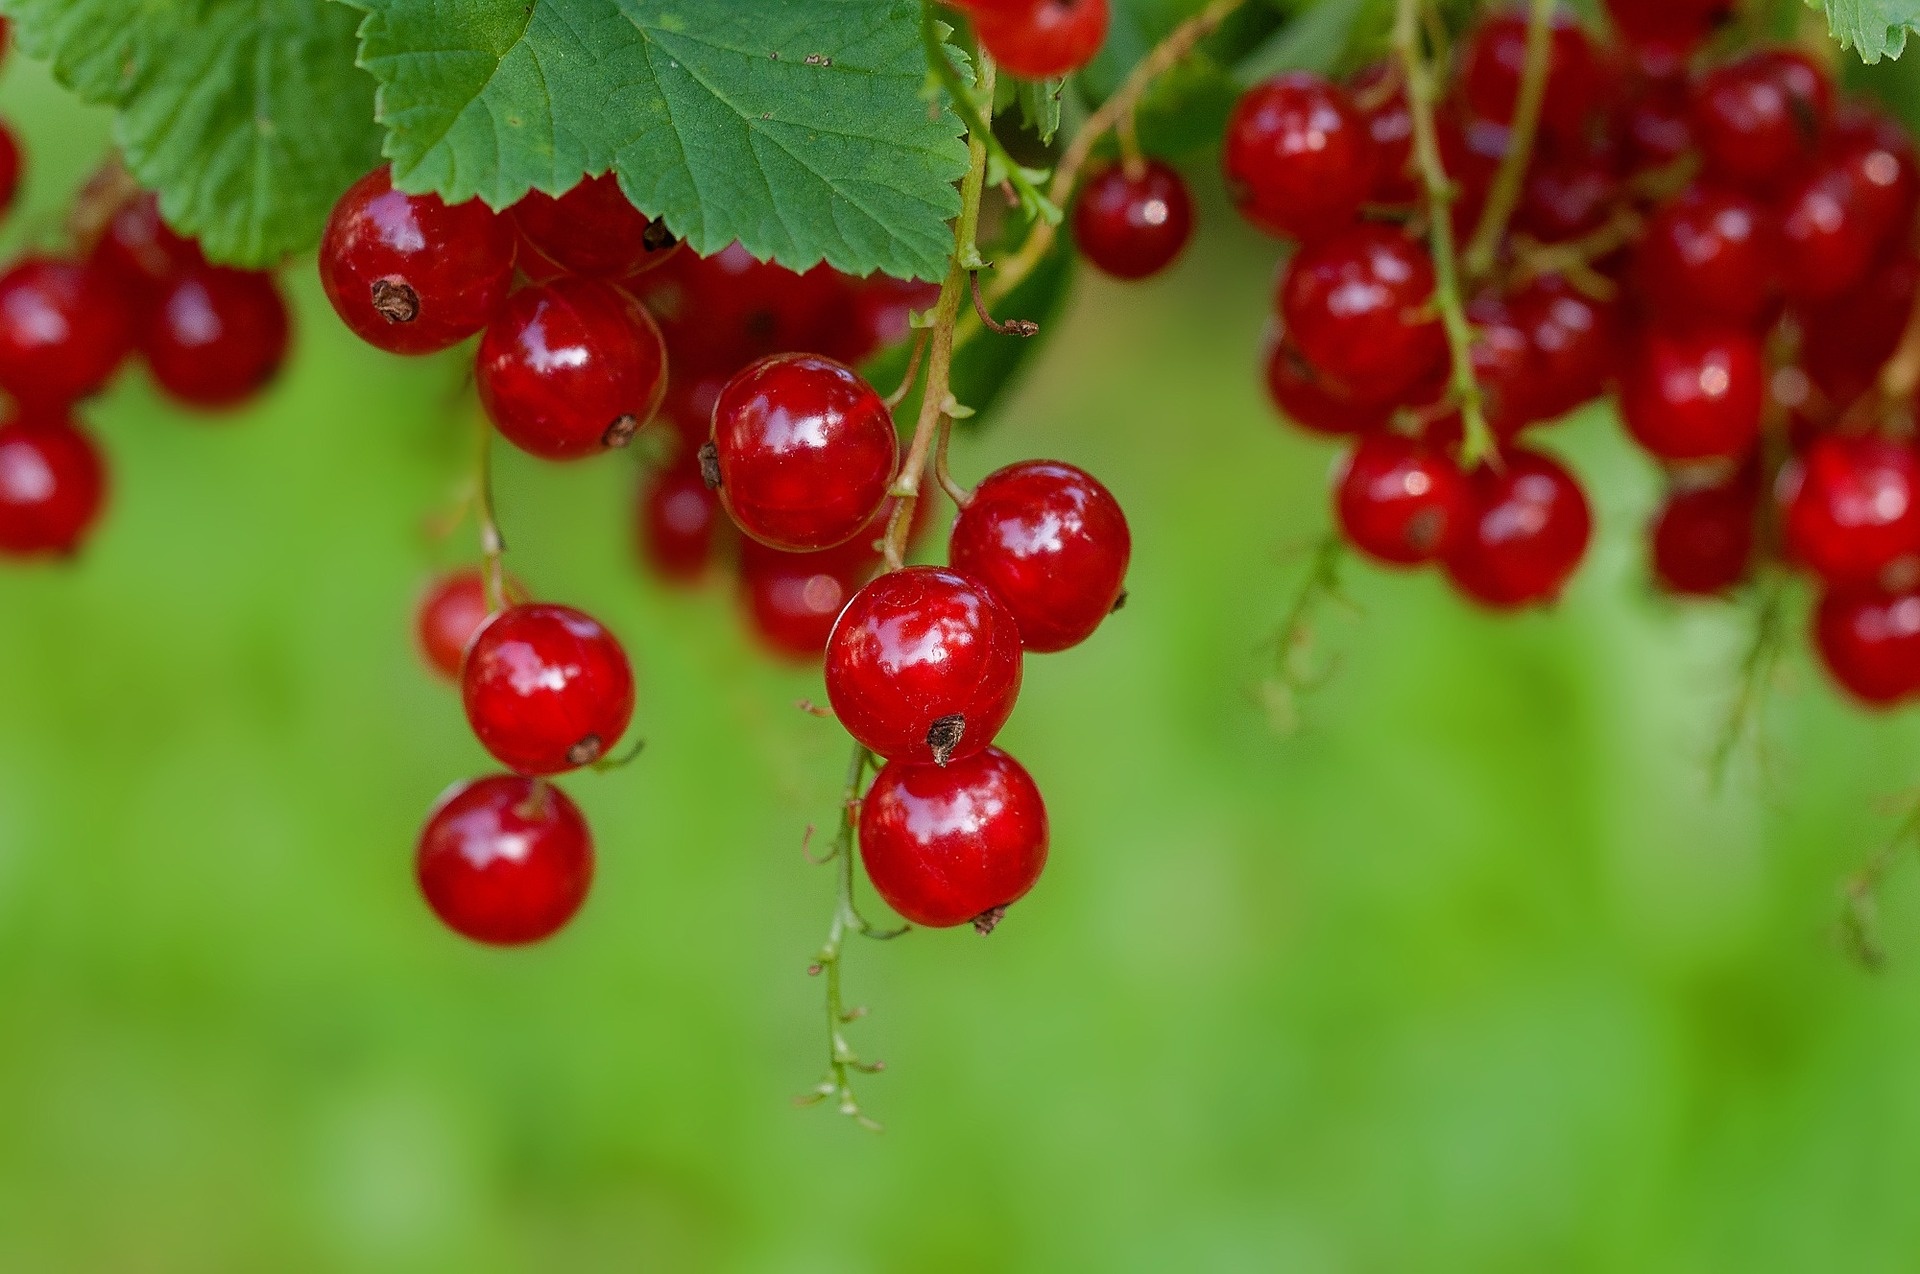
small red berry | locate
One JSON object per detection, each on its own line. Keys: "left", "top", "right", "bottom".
{"left": 416, "top": 775, "right": 593, "bottom": 945}
{"left": 1692, "top": 49, "right": 1831, "bottom": 193}
{"left": 1261, "top": 331, "right": 1392, "bottom": 437}
{"left": 318, "top": 167, "right": 516, "bottom": 355}
{"left": 462, "top": 603, "right": 636, "bottom": 774}
{"left": 1334, "top": 432, "right": 1471, "bottom": 567}
{"left": 0, "top": 413, "right": 107, "bottom": 558}
{"left": 707, "top": 353, "right": 897, "bottom": 552}
{"left": 0, "top": 256, "right": 134, "bottom": 407}
{"left": 89, "top": 190, "right": 203, "bottom": 295}
{"left": 841, "top": 275, "right": 942, "bottom": 365}
{"left": 1775, "top": 157, "right": 1896, "bottom": 304}
{"left": 1278, "top": 224, "right": 1447, "bottom": 403}
{"left": 1516, "top": 152, "right": 1618, "bottom": 245}
{"left": 738, "top": 540, "right": 863, "bottom": 661}
{"left": 826, "top": 565, "right": 1023, "bottom": 765}
{"left": 1508, "top": 275, "right": 1620, "bottom": 423}
{"left": 1650, "top": 477, "right": 1756, "bottom": 596}
{"left": 1619, "top": 329, "right": 1765, "bottom": 461}
{"left": 858, "top": 746, "right": 1049, "bottom": 931}
{"left": 1604, "top": 0, "right": 1729, "bottom": 57}
{"left": 638, "top": 459, "right": 724, "bottom": 586}
{"left": 477, "top": 278, "right": 667, "bottom": 460}
{"left": 1223, "top": 73, "right": 1375, "bottom": 242}
{"left": 948, "top": 460, "right": 1131, "bottom": 652}
{"left": 1800, "top": 249, "right": 1918, "bottom": 411}
{"left": 1813, "top": 585, "right": 1920, "bottom": 706}
{"left": 416, "top": 568, "right": 527, "bottom": 681}
{"left": 1778, "top": 435, "right": 1920, "bottom": 587}
{"left": 1443, "top": 448, "right": 1592, "bottom": 608}
{"left": 1348, "top": 64, "right": 1416, "bottom": 205}
{"left": 510, "top": 172, "right": 678, "bottom": 280}
{"left": 970, "top": 0, "right": 1110, "bottom": 80}
{"left": 1459, "top": 9, "right": 1605, "bottom": 142}
{"left": 140, "top": 265, "right": 290, "bottom": 409}
{"left": 0, "top": 120, "right": 21, "bottom": 217}
{"left": 1072, "top": 160, "right": 1194, "bottom": 280}
{"left": 1631, "top": 185, "right": 1775, "bottom": 330}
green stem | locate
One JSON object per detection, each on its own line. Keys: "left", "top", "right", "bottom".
{"left": 474, "top": 412, "right": 507, "bottom": 612}
{"left": 920, "top": 5, "right": 1056, "bottom": 226}
{"left": 1461, "top": 0, "right": 1554, "bottom": 282}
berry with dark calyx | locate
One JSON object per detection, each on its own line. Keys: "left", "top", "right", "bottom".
{"left": 949, "top": 460, "right": 1131, "bottom": 652}
{"left": 0, "top": 412, "right": 107, "bottom": 558}
{"left": 1619, "top": 328, "right": 1765, "bottom": 461}
{"left": 318, "top": 166, "right": 516, "bottom": 355}
{"left": 0, "top": 256, "right": 134, "bottom": 407}
{"left": 639, "top": 459, "right": 725, "bottom": 586}
{"left": 1650, "top": 475, "right": 1756, "bottom": 596}
{"left": 858, "top": 746, "right": 1049, "bottom": 931}
{"left": 1813, "top": 585, "right": 1920, "bottom": 706}
{"left": 462, "top": 602, "right": 636, "bottom": 775}
{"left": 89, "top": 189, "right": 203, "bottom": 295}
{"left": 1223, "top": 72, "right": 1375, "bottom": 242}
{"left": 140, "top": 265, "right": 290, "bottom": 409}
{"left": 708, "top": 353, "right": 898, "bottom": 552}
{"left": 510, "top": 172, "right": 677, "bottom": 280}
{"left": 826, "top": 565, "right": 1023, "bottom": 765}
{"left": 1443, "top": 447, "right": 1592, "bottom": 608}
{"left": 1692, "top": 49, "right": 1831, "bottom": 193}
{"left": 1072, "top": 160, "right": 1194, "bottom": 281}
{"left": 416, "top": 774, "right": 593, "bottom": 945}
{"left": 970, "top": 0, "right": 1110, "bottom": 81}
{"left": 416, "top": 568, "right": 528, "bottom": 681}
{"left": 1778, "top": 435, "right": 1920, "bottom": 587}
{"left": 1630, "top": 185, "right": 1775, "bottom": 330}
{"left": 477, "top": 278, "right": 667, "bottom": 460}
{"left": 1278, "top": 224, "right": 1447, "bottom": 403}
{"left": 1458, "top": 9, "right": 1605, "bottom": 142}
{"left": 1333, "top": 432, "right": 1471, "bottom": 567}
{"left": 1261, "top": 328, "right": 1393, "bottom": 437}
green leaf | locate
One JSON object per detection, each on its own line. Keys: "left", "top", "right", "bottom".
{"left": 1015, "top": 77, "right": 1066, "bottom": 144}
{"left": 0, "top": 0, "right": 383, "bottom": 266}
{"left": 1235, "top": 0, "right": 1386, "bottom": 84}
{"left": 1817, "top": 0, "right": 1920, "bottom": 64}
{"left": 345, "top": 0, "right": 971, "bottom": 281}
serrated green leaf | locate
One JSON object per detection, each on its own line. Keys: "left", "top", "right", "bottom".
{"left": 1817, "top": 0, "right": 1920, "bottom": 63}
{"left": 0, "top": 0, "right": 383, "bottom": 266}
{"left": 1016, "top": 77, "right": 1065, "bottom": 144}
{"left": 1235, "top": 0, "right": 1385, "bottom": 84}
{"left": 344, "top": 0, "right": 970, "bottom": 281}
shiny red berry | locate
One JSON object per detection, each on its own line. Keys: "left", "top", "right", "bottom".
{"left": 1776, "top": 147, "right": 1911, "bottom": 304}
{"left": 1072, "top": 160, "right": 1194, "bottom": 280}
{"left": 416, "top": 568, "right": 527, "bottom": 681}
{"left": 1813, "top": 585, "right": 1920, "bottom": 706}
{"left": 1650, "top": 477, "right": 1755, "bottom": 596}
{"left": 1443, "top": 448, "right": 1592, "bottom": 608}
{"left": 638, "top": 459, "right": 724, "bottom": 586}
{"left": 948, "top": 460, "right": 1131, "bottom": 652}
{"left": 140, "top": 265, "right": 290, "bottom": 410}
{"left": 858, "top": 746, "right": 1049, "bottom": 931}
{"left": 1619, "top": 78, "right": 1697, "bottom": 173}
{"left": 1619, "top": 329, "right": 1764, "bottom": 461}
{"left": 1349, "top": 64, "right": 1416, "bottom": 205}
{"left": 1516, "top": 152, "right": 1618, "bottom": 244}
{"left": 1604, "top": 0, "right": 1729, "bottom": 56}
{"left": 1463, "top": 290, "right": 1544, "bottom": 438}
{"left": 1630, "top": 185, "right": 1775, "bottom": 329}
{"left": 0, "top": 413, "right": 107, "bottom": 558}
{"left": 1223, "top": 73, "right": 1374, "bottom": 242}
{"left": 0, "top": 256, "right": 134, "bottom": 407}
{"left": 510, "top": 172, "right": 677, "bottom": 280}
{"left": 416, "top": 775, "right": 593, "bottom": 945}
{"left": 1261, "top": 330, "right": 1392, "bottom": 436}
{"left": 89, "top": 190, "right": 203, "bottom": 295}
{"left": 1278, "top": 224, "right": 1447, "bottom": 402}
{"left": 1334, "top": 432, "right": 1471, "bottom": 567}
{"left": 971, "top": 0, "right": 1109, "bottom": 80}
{"left": 1692, "top": 49, "right": 1831, "bottom": 193}
{"left": 0, "top": 120, "right": 21, "bottom": 217}
{"left": 826, "top": 565, "right": 1023, "bottom": 765}
{"left": 318, "top": 167, "right": 516, "bottom": 355}
{"left": 1459, "top": 10, "right": 1605, "bottom": 141}
{"left": 1778, "top": 435, "right": 1920, "bottom": 587}
{"left": 707, "top": 353, "right": 897, "bottom": 552}
{"left": 1508, "top": 275, "right": 1619, "bottom": 422}
{"left": 841, "top": 275, "right": 942, "bottom": 365}
{"left": 477, "top": 278, "right": 667, "bottom": 460}
{"left": 1800, "top": 249, "right": 1918, "bottom": 411}
{"left": 462, "top": 602, "right": 636, "bottom": 774}
{"left": 738, "top": 540, "right": 863, "bottom": 661}
{"left": 632, "top": 242, "right": 852, "bottom": 378}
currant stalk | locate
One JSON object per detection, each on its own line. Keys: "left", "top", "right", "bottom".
{"left": 1461, "top": 0, "right": 1555, "bottom": 281}
{"left": 1840, "top": 797, "right": 1920, "bottom": 970}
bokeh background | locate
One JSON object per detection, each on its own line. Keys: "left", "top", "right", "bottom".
{"left": 8, "top": 39, "right": 1920, "bottom": 1274}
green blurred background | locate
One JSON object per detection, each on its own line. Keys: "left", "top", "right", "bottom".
{"left": 8, "top": 45, "right": 1920, "bottom": 1274}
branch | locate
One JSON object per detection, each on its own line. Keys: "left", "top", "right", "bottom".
{"left": 1461, "top": 0, "right": 1554, "bottom": 281}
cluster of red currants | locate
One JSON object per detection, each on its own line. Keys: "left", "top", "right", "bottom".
{"left": 948, "top": 0, "right": 1111, "bottom": 81}
{"left": 1222, "top": 3, "right": 1920, "bottom": 707}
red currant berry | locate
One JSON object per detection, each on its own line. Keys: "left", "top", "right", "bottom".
{"left": 1631, "top": 185, "right": 1775, "bottom": 330}
{"left": 477, "top": 278, "right": 667, "bottom": 460}
{"left": 1464, "top": 290, "right": 1545, "bottom": 438}
{"left": 1223, "top": 73, "right": 1374, "bottom": 242}
{"left": 1800, "top": 249, "right": 1918, "bottom": 411}
{"left": 416, "top": 568, "right": 527, "bottom": 681}
{"left": 1348, "top": 64, "right": 1416, "bottom": 205}
{"left": 88, "top": 190, "right": 203, "bottom": 295}
{"left": 1072, "top": 160, "right": 1194, "bottom": 280}
{"left": 1619, "top": 329, "right": 1765, "bottom": 461}
{"left": 139, "top": 265, "right": 290, "bottom": 410}
{"left": 462, "top": 602, "right": 636, "bottom": 774}
{"left": 0, "top": 256, "right": 134, "bottom": 407}
{"left": 826, "top": 565, "right": 1023, "bottom": 765}
{"left": 948, "top": 460, "right": 1131, "bottom": 652}
{"left": 416, "top": 774, "right": 593, "bottom": 945}
{"left": 1516, "top": 152, "right": 1618, "bottom": 245}
{"left": 1334, "top": 432, "right": 1471, "bottom": 567}
{"left": 1261, "top": 329, "right": 1392, "bottom": 437}
{"left": 840, "top": 275, "right": 942, "bottom": 365}
{"left": 0, "top": 120, "right": 21, "bottom": 217}
{"left": 0, "top": 413, "right": 107, "bottom": 558}
{"left": 707, "top": 353, "right": 897, "bottom": 552}
{"left": 1459, "top": 10, "right": 1605, "bottom": 141}
{"left": 858, "top": 746, "right": 1048, "bottom": 931}
{"left": 318, "top": 167, "right": 516, "bottom": 355}
{"left": 738, "top": 539, "right": 863, "bottom": 661}
{"left": 638, "top": 459, "right": 724, "bottom": 586}
{"left": 1692, "top": 49, "right": 1831, "bottom": 193}
{"left": 1277, "top": 224, "right": 1447, "bottom": 402}
{"left": 1830, "top": 108, "right": 1920, "bottom": 242}
{"left": 1650, "top": 476, "right": 1756, "bottom": 596}
{"left": 1618, "top": 78, "right": 1697, "bottom": 173}
{"left": 1604, "top": 0, "right": 1729, "bottom": 57}
{"left": 1778, "top": 435, "right": 1920, "bottom": 587}
{"left": 971, "top": 0, "right": 1110, "bottom": 81}
{"left": 1776, "top": 157, "right": 1895, "bottom": 304}
{"left": 1813, "top": 584, "right": 1920, "bottom": 706}
{"left": 1443, "top": 448, "right": 1592, "bottom": 608}
{"left": 510, "top": 172, "right": 678, "bottom": 280}
{"left": 631, "top": 242, "right": 852, "bottom": 378}
{"left": 1508, "top": 275, "right": 1620, "bottom": 422}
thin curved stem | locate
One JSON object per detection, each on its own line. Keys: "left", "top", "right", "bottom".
{"left": 1461, "top": 0, "right": 1554, "bottom": 282}
{"left": 1841, "top": 795, "right": 1920, "bottom": 970}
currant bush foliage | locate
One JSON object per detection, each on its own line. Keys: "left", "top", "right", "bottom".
{"left": 1820, "top": 0, "right": 1920, "bottom": 64}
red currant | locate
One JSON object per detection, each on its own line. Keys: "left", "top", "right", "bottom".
{"left": 1776, "top": 156, "right": 1898, "bottom": 304}
{"left": 1800, "top": 249, "right": 1917, "bottom": 411}
{"left": 1443, "top": 448, "right": 1592, "bottom": 608}
{"left": 638, "top": 459, "right": 724, "bottom": 586}
{"left": 1630, "top": 185, "right": 1775, "bottom": 330}
{"left": 1508, "top": 275, "right": 1620, "bottom": 422}
{"left": 0, "top": 256, "right": 134, "bottom": 407}
{"left": 738, "top": 539, "right": 863, "bottom": 661}
{"left": 858, "top": 746, "right": 1048, "bottom": 931}
{"left": 1778, "top": 435, "right": 1920, "bottom": 587}
{"left": 1334, "top": 432, "right": 1471, "bottom": 567}
{"left": 0, "top": 412, "right": 107, "bottom": 558}
{"left": 1277, "top": 224, "right": 1447, "bottom": 402}
{"left": 825, "top": 565, "right": 1023, "bottom": 764}
{"left": 1460, "top": 11, "right": 1605, "bottom": 142}
{"left": 1650, "top": 476, "right": 1756, "bottom": 596}
{"left": 1072, "top": 160, "right": 1194, "bottom": 281}
{"left": 510, "top": 172, "right": 677, "bottom": 280}
{"left": 89, "top": 190, "right": 203, "bottom": 295}
{"left": 970, "top": 0, "right": 1110, "bottom": 81}
{"left": 1261, "top": 330, "right": 1392, "bottom": 437}
{"left": 0, "top": 120, "right": 21, "bottom": 217}
{"left": 1604, "top": 0, "right": 1729, "bottom": 57}
{"left": 1463, "top": 290, "right": 1544, "bottom": 438}
{"left": 1692, "top": 49, "right": 1831, "bottom": 193}
{"left": 318, "top": 167, "right": 516, "bottom": 355}
{"left": 707, "top": 353, "right": 897, "bottom": 552}
{"left": 840, "top": 275, "right": 942, "bottom": 365}
{"left": 140, "top": 265, "right": 290, "bottom": 410}
{"left": 1223, "top": 73, "right": 1374, "bottom": 242}
{"left": 1516, "top": 152, "right": 1618, "bottom": 245}
{"left": 416, "top": 568, "right": 527, "bottom": 681}
{"left": 462, "top": 602, "right": 636, "bottom": 774}
{"left": 416, "top": 774, "right": 593, "bottom": 945}
{"left": 1349, "top": 64, "right": 1415, "bottom": 206}
{"left": 1618, "top": 78, "right": 1697, "bottom": 174}
{"left": 477, "top": 278, "right": 667, "bottom": 460}
{"left": 1813, "top": 584, "right": 1920, "bottom": 706}
{"left": 632, "top": 243, "right": 852, "bottom": 378}
{"left": 1619, "top": 329, "right": 1765, "bottom": 461}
